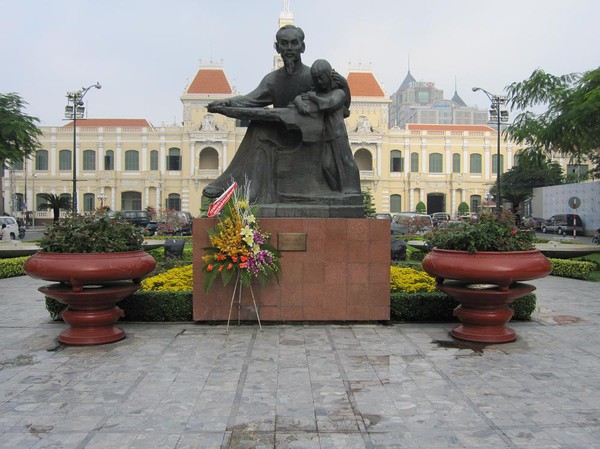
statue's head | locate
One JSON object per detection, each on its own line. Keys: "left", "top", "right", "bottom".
{"left": 310, "top": 59, "right": 333, "bottom": 92}
{"left": 274, "top": 25, "right": 305, "bottom": 66}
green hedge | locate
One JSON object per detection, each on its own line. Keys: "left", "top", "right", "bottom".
{"left": 0, "top": 256, "right": 28, "bottom": 278}
{"left": 391, "top": 292, "right": 536, "bottom": 321}
{"left": 549, "top": 258, "right": 595, "bottom": 280}
{"left": 46, "top": 290, "right": 193, "bottom": 321}
{"left": 46, "top": 290, "right": 536, "bottom": 322}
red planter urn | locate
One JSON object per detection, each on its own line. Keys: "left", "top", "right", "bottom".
{"left": 422, "top": 249, "right": 551, "bottom": 343}
{"left": 25, "top": 251, "right": 156, "bottom": 345}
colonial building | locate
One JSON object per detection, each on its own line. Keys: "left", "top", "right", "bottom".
{"left": 1, "top": 4, "right": 579, "bottom": 222}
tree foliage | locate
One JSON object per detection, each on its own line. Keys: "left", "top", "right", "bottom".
{"left": 37, "top": 193, "right": 71, "bottom": 222}
{"left": 500, "top": 152, "right": 564, "bottom": 207}
{"left": 362, "top": 188, "right": 376, "bottom": 218}
{"left": 0, "top": 93, "right": 42, "bottom": 166}
{"left": 506, "top": 67, "right": 600, "bottom": 175}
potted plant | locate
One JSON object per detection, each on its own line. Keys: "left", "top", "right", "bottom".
{"left": 422, "top": 211, "right": 551, "bottom": 343}
{"left": 24, "top": 212, "right": 156, "bottom": 345}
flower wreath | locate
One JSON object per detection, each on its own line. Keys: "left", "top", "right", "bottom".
{"left": 202, "top": 182, "right": 281, "bottom": 292}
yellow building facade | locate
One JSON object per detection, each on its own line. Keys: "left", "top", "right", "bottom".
{"left": 5, "top": 65, "right": 525, "bottom": 223}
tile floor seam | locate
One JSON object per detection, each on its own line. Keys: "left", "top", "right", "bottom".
{"left": 395, "top": 326, "right": 520, "bottom": 449}
{"left": 325, "top": 327, "right": 374, "bottom": 449}
{"left": 222, "top": 328, "right": 258, "bottom": 448}
{"left": 72, "top": 328, "right": 188, "bottom": 449}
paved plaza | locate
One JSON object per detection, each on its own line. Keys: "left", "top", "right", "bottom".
{"left": 0, "top": 273, "right": 598, "bottom": 448}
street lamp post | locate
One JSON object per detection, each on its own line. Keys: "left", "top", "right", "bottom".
{"left": 98, "top": 192, "right": 106, "bottom": 214}
{"left": 65, "top": 83, "right": 101, "bottom": 214}
{"left": 472, "top": 87, "right": 509, "bottom": 215}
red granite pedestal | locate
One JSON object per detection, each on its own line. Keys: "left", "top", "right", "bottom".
{"left": 193, "top": 218, "right": 390, "bottom": 322}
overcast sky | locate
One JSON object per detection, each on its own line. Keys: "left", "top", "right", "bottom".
{"left": 2, "top": 0, "right": 598, "bottom": 127}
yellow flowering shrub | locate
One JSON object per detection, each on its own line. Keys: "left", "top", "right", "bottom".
{"left": 142, "top": 264, "right": 193, "bottom": 292}
{"left": 390, "top": 266, "right": 436, "bottom": 293}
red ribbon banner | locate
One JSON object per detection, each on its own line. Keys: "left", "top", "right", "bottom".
{"left": 207, "top": 182, "right": 238, "bottom": 217}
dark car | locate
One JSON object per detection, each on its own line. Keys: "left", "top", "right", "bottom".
{"left": 119, "top": 210, "right": 150, "bottom": 228}
{"left": 145, "top": 221, "right": 159, "bottom": 236}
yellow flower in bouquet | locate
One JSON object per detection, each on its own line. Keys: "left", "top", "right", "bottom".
{"left": 202, "top": 180, "right": 281, "bottom": 292}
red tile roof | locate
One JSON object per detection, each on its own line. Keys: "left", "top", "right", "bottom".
{"left": 63, "top": 119, "right": 152, "bottom": 127}
{"left": 187, "top": 68, "right": 232, "bottom": 94}
{"left": 408, "top": 124, "right": 495, "bottom": 133}
{"left": 347, "top": 72, "right": 385, "bottom": 97}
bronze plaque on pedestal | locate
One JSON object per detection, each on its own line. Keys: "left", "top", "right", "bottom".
{"left": 277, "top": 233, "right": 307, "bottom": 251}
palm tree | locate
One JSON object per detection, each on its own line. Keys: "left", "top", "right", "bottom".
{"left": 37, "top": 193, "right": 71, "bottom": 222}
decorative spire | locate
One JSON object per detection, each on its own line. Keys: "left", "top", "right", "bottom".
{"left": 274, "top": 1, "right": 295, "bottom": 71}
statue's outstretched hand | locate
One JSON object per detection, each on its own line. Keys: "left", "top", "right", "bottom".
{"left": 207, "top": 99, "right": 231, "bottom": 112}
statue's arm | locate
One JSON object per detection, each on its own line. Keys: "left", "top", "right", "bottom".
{"left": 332, "top": 70, "right": 351, "bottom": 117}
{"left": 208, "top": 73, "right": 274, "bottom": 111}
{"left": 304, "top": 89, "right": 346, "bottom": 112}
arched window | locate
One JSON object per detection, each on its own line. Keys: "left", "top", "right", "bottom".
{"left": 60, "top": 193, "right": 72, "bottom": 211}
{"left": 36, "top": 150, "right": 48, "bottom": 171}
{"left": 390, "top": 194, "right": 402, "bottom": 213}
{"left": 470, "top": 154, "right": 482, "bottom": 174}
{"left": 121, "top": 191, "right": 142, "bottom": 210}
{"left": 11, "top": 159, "right": 24, "bottom": 170}
{"left": 167, "top": 147, "right": 181, "bottom": 171}
{"left": 125, "top": 150, "right": 139, "bottom": 171}
{"left": 390, "top": 150, "right": 404, "bottom": 172}
{"left": 410, "top": 152, "right": 419, "bottom": 172}
{"left": 15, "top": 193, "right": 24, "bottom": 211}
{"left": 354, "top": 148, "right": 373, "bottom": 171}
{"left": 166, "top": 193, "right": 181, "bottom": 211}
{"left": 429, "top": 153, "right": 443, "bottom": 173}
{"left": 83, "top": 150, "right": 96, "bottom": 171}
{"left": 104, "top": 150, "right": 114, "bottom": 170}
{"left": 59, "top": 150, "right": 72, "bottom": 171}
{"left": 150, "top": 150, "right": 159, "bottom": 171}
{"left": 470, "top": 195, "right": 482, "bottom": 213}
{"left": 199, "top": 147, "right": 219, "bottom": 169}
{"left": 83, "top": 193, "right": 95, "bottom": 212}
{"left": 452, "top": 153, "right": 461, "bottom": 173}
{"left": 491, "top": 154, "right": 504, "bottom": 174}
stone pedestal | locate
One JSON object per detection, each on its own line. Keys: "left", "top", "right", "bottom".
{"left": 193, "top": 218, "right": 390, "bottom": 322}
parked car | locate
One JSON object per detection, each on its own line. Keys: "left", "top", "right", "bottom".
{"left": 430, "top": 212, "right": 451, "bottom": 227}
{"left": 374, "top": 213, "right": 392, "bottom": 220}
{"left": 522, "top": 216, "right": 543, "bottom": 230}
{"left": 0, "top": 216, "right": 19, "bottom": 240}
{"left": 160, "top": 211, "right": 193, "bottom": 236}
{"left": 392, "top": 212, "right": 433, "bottom": 235}
{"left": 541, "top": 214, "right": 584, "bottom": 235}
{"left": 118, "top": 210, "right": 150, "bottom": 228}
{"left": 145, "top": 221, "right": 159, "bottom": 236}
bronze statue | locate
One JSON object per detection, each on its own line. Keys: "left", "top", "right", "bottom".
{"left": 204, "top": 25, "right": 362, "bottom": 217}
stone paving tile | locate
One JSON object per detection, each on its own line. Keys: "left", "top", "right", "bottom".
{"left": 1, "top": 275, "right": 600, "bottom": 448}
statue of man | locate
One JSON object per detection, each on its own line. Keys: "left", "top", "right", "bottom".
{"left": 203, "top": 25, "right": 314, "bottom": 203}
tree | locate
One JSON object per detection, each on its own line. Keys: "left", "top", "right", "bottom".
{"left": 0, "top": 93, "right": 42, "bottom": 165}
{"left": 362, "top": 188, "right": 376, "bottom": 218}
{"left": 415, "top": 201, "right": 426, "bottom": 214}
{"left": 37, "top": 193, "right": 71, "bottom": 222}
{"left": 458, "top": 202, "right": 469, "bottom": 215}
{"left": 500, "top": 152, "right": 564, "bottom": 208}
{"left": 506, "top": 68, "right": 600, "bottom": 174}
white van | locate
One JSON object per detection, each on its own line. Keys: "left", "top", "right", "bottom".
{"left": 0, "top": 216, "right": 19, "bottom": 240}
